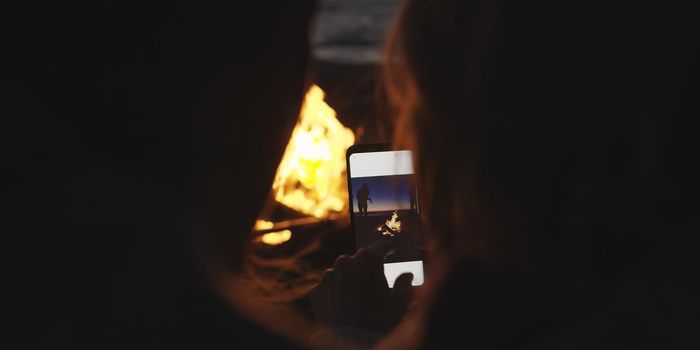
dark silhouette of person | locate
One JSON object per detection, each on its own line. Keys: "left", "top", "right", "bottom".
{"left": 387, "top": 1, "right": 700, "bottom": 349}
{"left": 409, "top": 186, "right": 417, "bottom": 212}
{"left": 356, "top": 183, "right": 372, "bottom": 216}
{"left": 313, "top": 0, "right": 700, "bottom": 348}
{"left": 2, "top": 1, "right": 318, "bottom": 348}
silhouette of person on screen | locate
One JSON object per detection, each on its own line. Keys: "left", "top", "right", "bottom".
{"left": 409, "top": 186, "right": 417, "bottom": 212}
{"left": 356, "top": 183, "right": 372, "bottom": 216}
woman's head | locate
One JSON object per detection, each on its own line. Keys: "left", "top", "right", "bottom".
{"left": 384, "top": 0, "right": 699, "bottom": 278}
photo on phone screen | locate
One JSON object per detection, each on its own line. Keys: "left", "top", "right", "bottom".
{"left": 347, "top": 146, "right": 425, "bottom": 287}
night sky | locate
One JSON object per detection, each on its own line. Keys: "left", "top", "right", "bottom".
{"left": 350, "top": 174, "right": 414, "bottom": 213}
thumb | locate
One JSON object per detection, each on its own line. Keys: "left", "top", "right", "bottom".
{"left": 391, "top": 272, "right": 414, "bottom": 306}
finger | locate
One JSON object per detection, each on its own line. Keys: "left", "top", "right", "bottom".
{"left": 356, "top": 241, "right": 392, "bottom": 276}
{"left": 391, "top": 272, "right": 414, "bottom": 308}
{"left": 310, "top": 284, "right": 324, "bottom": 314}
{"left": 333, "top": 254, "right": 352, "bottom": 272}
{"left": 314, "top": 268, "right": 335, "bottom": 301}
{"left": 392, "top": 273, "right": 414, "bottom": 293}
{"left": 318, "top": 268, "right": 334, "bottom": 285}
{"left": 334, "top": 254, "right": 350, "bottom": 265}
{"left": 310, "top": 279, "right": 324, "bottom": 323}
{"left": 357, "top": 241, "right": 392, "bottom": 265}
{"left": 364, "top": 240, "right": 393, "bottom": 259}
{"left": 313, "top": 268, "right": 335, "bottom": 327}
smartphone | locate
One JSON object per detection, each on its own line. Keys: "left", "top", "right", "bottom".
{"left": 346, "top": 144, "right": 425, "bottom": 287}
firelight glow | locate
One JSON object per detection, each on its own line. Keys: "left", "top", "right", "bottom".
{"left": 271, "top": 85, "right": 355, "bottom": 218}
{"left": 258, "top": 230, "right": 292, "bottom": 246}
{"left": 254, "top": 219, "right": 274, "bottom": 231}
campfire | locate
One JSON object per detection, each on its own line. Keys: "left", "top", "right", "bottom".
{"left": 376, "top": 211, "right": 402, "bottom": 237}
{"left": 255, "top": 85, "right": 355, "bottom": 245}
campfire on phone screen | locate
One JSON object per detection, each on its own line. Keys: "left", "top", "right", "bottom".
{"left": 376, "top": 211, "right": 402, "bottom": 237}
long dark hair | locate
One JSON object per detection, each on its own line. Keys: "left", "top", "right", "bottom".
{"left": 384, "top": 0, "right": 699, "bottom": 283}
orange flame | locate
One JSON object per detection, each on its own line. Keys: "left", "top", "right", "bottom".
{"left": 257, "top": 229, "right": 292, "bottom": 246}
{"left": 271, "top": 85, "right": 355, "bottom": 219}
{"left": 377, "top": 211, "right": 402, "bottom": 237}
{"left": 386, "top": 211, "right": 402, "bottom": 232}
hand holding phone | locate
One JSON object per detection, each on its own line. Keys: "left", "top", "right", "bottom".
{"left": 310, "top": 144, "right": 424, "bottom": 333}
{"left": 311, "top": 241, "right": 414, "bottom": 333}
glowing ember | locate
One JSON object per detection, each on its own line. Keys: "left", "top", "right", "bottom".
{"left": 258, "top": 229, "right": 293, "bottom": 246}
{"left": 377, "top": 211, "right": 402, "bottom": 237}
{"left": 271, "top": 85, "right": 355, "bottom": 218}
{"left": 254, "top": 219, "right": 274, "bottom": 231}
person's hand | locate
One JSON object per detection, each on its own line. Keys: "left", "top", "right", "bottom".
{"left": 311, "top": 241, "right": 414, "bottom": 333}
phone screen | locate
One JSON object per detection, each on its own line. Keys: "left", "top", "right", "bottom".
{"left": 347, "top": 147, "right": 425, "bottom": 287}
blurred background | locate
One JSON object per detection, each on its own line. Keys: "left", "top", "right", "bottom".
{"left": 313, "top": 0, "right": 399, "bottom": 65}
{"left": 246, "top": 0, "right": 401, "bottom": 318}
{"left": 312, "top": 0, "right": 400, "bottom": 142}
